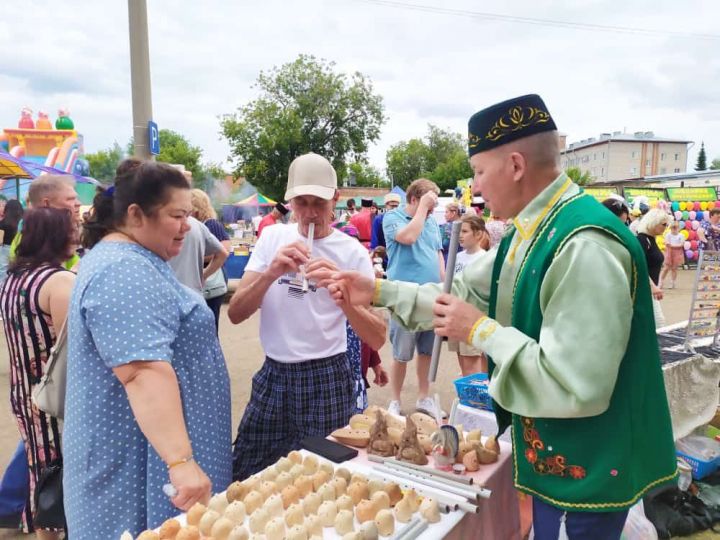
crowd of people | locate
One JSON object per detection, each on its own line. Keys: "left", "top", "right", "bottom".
{"left": 0, "top": 92, "right": 695, "bottom": 540}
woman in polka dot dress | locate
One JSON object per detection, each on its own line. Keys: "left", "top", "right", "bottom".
{"left": 63, "top": 161, "right": 231, "bottom": 539}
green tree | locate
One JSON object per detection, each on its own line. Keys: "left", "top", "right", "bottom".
{"left": 347, "top": 161, "right": 387, "bottom": 187}
{"left": 385, "top": 138, "right": 433, "bottom": 188}
{"left": 127, "top": 129, "right": 204, "bottom": 182}
{"left": 385, "top": 125, "right": 471, "bottom": 191}
{"left": 566, "top": 166, "right": 593, "bottom": 186}
{"left": 85, "top": 142, "right": 124, "bottom": 182}
{"left": 220, "top": 55, "right": 386, "bottom": 200}
{"left": 710, "top": 158, "right": 720, "bottom": 170}
{"left": 695, "top": 142, "right": 708, "bottom": 171}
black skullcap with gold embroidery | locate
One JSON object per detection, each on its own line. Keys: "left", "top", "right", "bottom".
{"left": 468, "top": 94, "right": 557, "bottom": 157}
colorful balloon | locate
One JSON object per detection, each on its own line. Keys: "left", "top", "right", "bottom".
{"left": 701, "top": 202, "right": 708, "bottom": 211}
{"left": 689, "top": 211, "right": 696, "bottom": 220}
{"left": 705, "top": 211, "right": 711, "bottom": 220}
{"left": 694, "top": 202, "right": 702, "bottom": 211}
{"left": 686, "top": 220, "right": 693, "bottom": 229}
{"left": 679, "top": 202, "right": 687, "bottom": 211}
{"left": 709, "top": 202, "right": 716, "bottom": 210}
{"left": 681, "top": 229, "right": 690, "bottom": 239}
{"left": 674, "top": 211, "right": 682, "bottom": 220}
{"left": 689, "top": 230, "right": 698, "bottom": 241}
{"left": 692, "top": 220, "right": 699, "bottom": 230}
{"left": 679, "top": 220, "right": 685, "bottom": 229}
{"left": 686, "top": 249, "right": 694, "bottom": 260}
{"left": 691, "top": 240, "right": 698, "bottom": 250}
{"left": 671, "top": 201, "right": 680, "bottom": 212}
{"left": 684, "top": 241, "right": 691, "bottom": 250}
{"left": 682, "top": 211, "right": 689, "bottom": 220}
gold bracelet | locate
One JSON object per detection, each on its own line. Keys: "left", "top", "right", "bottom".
{"left": 467, "top": 316, "right": 489, "bottom": 345}
{"left": 167, "top": 455, "right": 194, "bottom": 470}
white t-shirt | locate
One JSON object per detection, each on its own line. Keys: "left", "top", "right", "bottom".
{"left": 664, "top": 232, "right": 685, "bottom": 248}
{"left": 454, "top": 249, "right": 485, "bottom": 275}
{"left": 246, "top": 224, "right": 374, "bottom": 362}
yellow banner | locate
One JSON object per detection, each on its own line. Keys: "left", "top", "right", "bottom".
{"left": 582, "top": 187, "right": 619, "bottom": 202}
{"left": 666, "top": 187, "right": 718, "bottom": 202}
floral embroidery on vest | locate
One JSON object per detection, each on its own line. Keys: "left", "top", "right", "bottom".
{"left": 521, "top": 417, "right": 586, "bottom": 479}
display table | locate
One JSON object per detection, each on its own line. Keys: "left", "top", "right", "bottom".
{"left": 158, "top": 441, "right": 527, "bottom": 539}
{"left": 330, "top": 440, "right": 527, "bottom": 540}
{"left": 224, "top": 252, "right": 251, "bottom": 279}
{"left": 657, "top": 321, "right": 720, "bottom": 440}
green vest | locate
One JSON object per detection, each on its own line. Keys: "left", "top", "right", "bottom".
{"left": 489, "top": 193, "right": 677, "bottom": 512}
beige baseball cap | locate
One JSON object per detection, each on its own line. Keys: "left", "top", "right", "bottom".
{"left": 284, "top": 152, "right": 337, "bottom": 201}
{"left": 384, "top": 193, "right": 401, "bottom": 205}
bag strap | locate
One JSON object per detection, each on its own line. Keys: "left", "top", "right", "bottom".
{"left": 42, "top": 317, "right": 68, "bottom": 379}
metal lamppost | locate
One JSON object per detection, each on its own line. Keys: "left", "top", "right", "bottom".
{"left": 128, "top": 0, "right": 155, "bottom": 160}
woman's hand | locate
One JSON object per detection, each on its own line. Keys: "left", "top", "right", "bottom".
{"left": 168, "top": 459, "right": 212, "bottom": 511}
{"left": 651, "top": 282, "right": 664, "bottom": 301}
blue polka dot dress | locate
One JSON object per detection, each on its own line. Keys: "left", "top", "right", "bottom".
{"left": 63, "top": 241, "right": 231, "bottom": 539}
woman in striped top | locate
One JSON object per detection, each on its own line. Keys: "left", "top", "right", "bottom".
{"left": 0, "top": 208, "right": 77, "bottom": 538}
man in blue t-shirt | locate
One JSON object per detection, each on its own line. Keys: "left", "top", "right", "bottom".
{"left": 370, "top": 192, "right": 401, "bottom": 249}
{"left": 383, "top": 179, "right": 444, "bottom": 419}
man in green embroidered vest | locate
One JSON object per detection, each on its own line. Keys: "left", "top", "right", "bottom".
{"left": 308, "top": 94, "right": 677, "bottom": 539}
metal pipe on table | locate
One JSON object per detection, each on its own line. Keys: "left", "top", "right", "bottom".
{"left": 394, "top": 517, "right": 429, "bottom": 540}
{"left": 392, "top": 517, "right": 422, "bottom": 540}
{"left": 429, "top": 219, "right": 462, "bottom": 382}
{"left": 375, "top": 464, "right": 482, "bottom": 502}
{"left": 367, "top": 469, "right": 461, "bottom": 512}
{"left": 368, "top": 454, "right": 475, "bottom": 486}
{"left": 382, "top": 461, "right": 492, "bottom": 499}
{"left": 400, "top": 519, "right": 430, "bottom": 540}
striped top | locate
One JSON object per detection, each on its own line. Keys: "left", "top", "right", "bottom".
{"left": 0, "top": 263, "right": 66, "bottom": 532}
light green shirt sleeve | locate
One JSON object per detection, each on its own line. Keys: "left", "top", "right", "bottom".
{"left": 375, "top": 246, "right": 497, "bottom": 330}
{"left": 473, "top": 230, "right": 634, "bottom": 419}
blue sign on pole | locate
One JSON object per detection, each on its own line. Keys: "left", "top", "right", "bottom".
{"left": 148, "top": 121, "right": 160, "bottom": 155}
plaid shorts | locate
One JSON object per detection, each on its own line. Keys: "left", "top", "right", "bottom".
{"left": 232, "top": 352, "right": 354, "bottom": 480}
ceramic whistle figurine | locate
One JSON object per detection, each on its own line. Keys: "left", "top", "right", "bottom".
{"left": 430, "top": 425, "right": 460, "bottom": 471}
{"left": 396, "top": 416, "right": 428, "bottom": 465}
{"left": 368, "top": 410, "right": 396, "bottom": 457}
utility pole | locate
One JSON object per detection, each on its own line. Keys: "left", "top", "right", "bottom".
{"left": 128, "top": 0, "right": 155, "bottom": 160}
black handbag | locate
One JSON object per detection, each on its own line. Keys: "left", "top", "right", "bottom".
{"left": 33, "top": 459, "right": 65, "bottom": 530}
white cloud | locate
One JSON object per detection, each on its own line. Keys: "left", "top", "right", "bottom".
{"left": 1, "top": 0, "right": 719, "bottom": 174}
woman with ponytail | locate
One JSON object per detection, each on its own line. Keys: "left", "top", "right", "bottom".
{"left": 63, "top": 160, "right": 232, "bottom": 539}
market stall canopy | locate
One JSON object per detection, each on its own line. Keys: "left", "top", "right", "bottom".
{"left": 0, "top": 152, "right": 33, "bottom": 179}
{"left": 233, "top": 193, "right": 277, "bottom": 207}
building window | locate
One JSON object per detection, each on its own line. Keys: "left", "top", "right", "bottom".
{"left": 632, "top": 151, "right": 637, "bottom": 158}
{"left": 601, "top": 167, "right": 605, "bottom": 175}
{"left": 630, "top": 167, "right": 637, "bottom": 175}
{"left": 602, "top": 152, "right": 605, "bottom": 159}
{"left": 660, "top": 167, "right": 666, "bottom": 174}
{"left": 645, "top": 166, "right": 651, "bottom": 175}
{"left": 645, "top": 159, "right": 651, "bottom": 166}
{"left": 674, "top": 154, "right": 679, "bottom": 160}
{"left": 660, "top": 153, "right": 666, "bottom": 160}
{"left": 674, "top": 168, "right": 680, "bottom": 173}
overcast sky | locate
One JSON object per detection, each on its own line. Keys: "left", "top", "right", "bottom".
{"left": 2, "top": 0, "right": 718, "bottom": 176}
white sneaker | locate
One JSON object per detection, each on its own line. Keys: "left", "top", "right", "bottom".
{"left": 415, "top": 397, "right": 441, "bottom": 421}
{"left": 387, "top": 400, "right": 402, "bottom": 417}
{"left": 671, "top": 281, "right": 676, "bottom": 289}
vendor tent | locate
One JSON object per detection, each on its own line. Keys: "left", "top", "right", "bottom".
{"left": 234, "top": 193, "right": 277, "bottom": 207}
